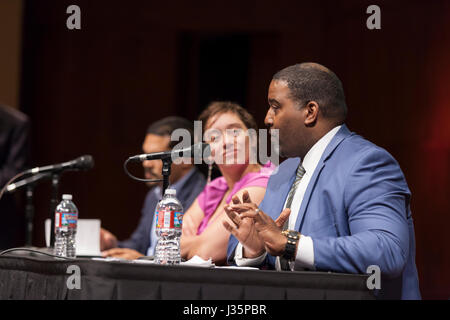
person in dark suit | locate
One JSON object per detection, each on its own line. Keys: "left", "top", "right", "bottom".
{"left": 223, "top": 63, "right": 420, "bottom": 299}
{"left": 100, "top": 116, "right": 206, "bottom": 260}
{"left": 0, "top": 104, "right": 30, "bottom": 250}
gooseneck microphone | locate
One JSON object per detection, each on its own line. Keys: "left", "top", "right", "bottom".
{"left": 0, "top": 154, "right": 95, "bottom": 209}
{"left": 124, "top": 142, "right": 210, "bottom": 197}
{"left": 127, "top": 143, "right": 210, "bottom": 162}
{"left": 26, "top": 155, "right": 95, "bottom": 174}
{"left": 6, "top": 172, "right": 52, "bottom": 193}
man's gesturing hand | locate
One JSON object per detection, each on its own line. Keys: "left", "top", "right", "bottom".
{"left": 223, "top": 190, "right": 293, "bottom": 257}
{"left": 238, "top": 205, "right": 291, "bottom": 256}
{"left": 223, "top": 191, "right": 265, "bottom": 258}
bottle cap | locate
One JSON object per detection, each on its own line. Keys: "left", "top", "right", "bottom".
{"left": 165, "top": 188, "right": 176, "bottom": 196}
{"left": 62, "top": 194, "right": 73, "bottom": 200}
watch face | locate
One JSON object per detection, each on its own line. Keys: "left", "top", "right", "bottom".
{"left": 289, "top": 231, "right": 299, "bottom": 237}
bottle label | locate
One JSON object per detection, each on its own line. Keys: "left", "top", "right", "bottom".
{"left": 55, "top": 212, "right": 78, "bottom": 229}
{"left": 156, "top": 210, "right": 183, "bottom": 229}
{"left": 174, "top": 212, "right": 183, "bottom": 229}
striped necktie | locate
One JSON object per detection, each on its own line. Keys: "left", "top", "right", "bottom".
{"left": 285, "top": 164, "right": 306, "bottom": 210}
{"left": 280, "top": 164, "right": 306, "bottom": 270}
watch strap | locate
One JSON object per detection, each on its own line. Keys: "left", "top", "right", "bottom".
{"left": 281, "top": 230, "right": 300, "bottom": 261}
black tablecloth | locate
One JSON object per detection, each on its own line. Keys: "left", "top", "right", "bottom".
{"left": 0, "top": 253, "right": 375, "bottom": 300}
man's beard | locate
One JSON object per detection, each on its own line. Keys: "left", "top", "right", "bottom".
{"left": 275, "top": 132, "right": 290, "bottom": 158}
{"left": 278, "top": 140, "right": 296, "bottom": 158}
{"left": 278, "top": 145, "right": 291, "bottom": 158}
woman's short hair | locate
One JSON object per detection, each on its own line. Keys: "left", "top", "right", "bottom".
{"left": 198, "top": 101, "right": 258, "bottom": 132}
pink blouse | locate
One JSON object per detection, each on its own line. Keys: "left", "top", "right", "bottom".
{"left": 196, "top": 162, "right": 275, "bottom": 235}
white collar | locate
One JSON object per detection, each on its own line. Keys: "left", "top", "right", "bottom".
{"left": 302, "top": 125, "right": 342, "bottom": 174}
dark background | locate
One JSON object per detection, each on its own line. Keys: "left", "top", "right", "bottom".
{"left": 7, "top": 0, "right": 450, "bottom": 298}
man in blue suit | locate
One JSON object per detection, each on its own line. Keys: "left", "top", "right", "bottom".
{"left": 223, "top": 63, "right": 420, "bottom": 299}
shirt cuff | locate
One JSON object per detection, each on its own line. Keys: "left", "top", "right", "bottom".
{"left": 234, "top": 243, "right": 267, "bottom": 267}
{"left": 294, "top": 235, "right": 315, "bottom": 270}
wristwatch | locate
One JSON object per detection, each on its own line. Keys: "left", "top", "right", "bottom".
{"left": 281, "top": 230, "right": 300, "bottom": 261}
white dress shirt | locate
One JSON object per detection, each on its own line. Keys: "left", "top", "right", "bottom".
{"left": 235, "top": 125, "right": 342, "bottom": 270}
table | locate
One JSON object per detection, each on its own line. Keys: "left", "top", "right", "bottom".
{"left": 0, "top": 253, "right": 375, "bottom": 300}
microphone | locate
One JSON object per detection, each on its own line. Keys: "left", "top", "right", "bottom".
{"left": 128, "top": 143, "right": 210, "bottom": 162}
{"left": 6, "top": 172, "right": 52, "bottom": 193}
{"left": 26, "top": 155, "right": 95, "bottom": 174}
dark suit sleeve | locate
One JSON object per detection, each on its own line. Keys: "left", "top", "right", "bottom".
{"left": 312, "top": 147, "right": 410, "bottom": 278}
{"left": 118, "top": 192, "right": 156, "bottom": 254}
{"left": 179, "top": 170, "right": 206, "bottom": 212}
{"left": 0, "top": 117, "right": 30, "bottom": 187}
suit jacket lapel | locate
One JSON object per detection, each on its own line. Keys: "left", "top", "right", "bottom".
{"left": 294, "top": 124, "right": 353, "bottom": 231}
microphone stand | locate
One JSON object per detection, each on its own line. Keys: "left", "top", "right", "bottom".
{"left": 161, "top": 157, "right": 172, "bottom": 199}
{"left": 25, "top": 185, "right": 35, "bottom": 246}
{"left": 49, "top": 173, "right": 60, "bottom": 246}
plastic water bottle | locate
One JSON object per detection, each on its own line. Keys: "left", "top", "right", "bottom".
{"left": 54, "top": 194, "right": 78, "bottom": 258}
{"left": 154, "top": 188, "right": 184, "bottom": 265}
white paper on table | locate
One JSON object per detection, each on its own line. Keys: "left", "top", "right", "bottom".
{"left": 45, "top": 219, "right": 51, "bottom": 247}
{"left": 91, "top": 257, "right": 129, "bottom": 263}
{"left": 75, "top": 219, "right": 102, "bottom": 256}
{"left": 181, "top": 255, "right": 215, "bottom": 268}
{"left": 215, "top": 266, "right": 260, "bottom": 270}
{"left": 132, "top": 259, "right": 156, "bottom": 264}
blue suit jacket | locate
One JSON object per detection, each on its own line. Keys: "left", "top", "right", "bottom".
{"left": 119, "top": 168, "right": 206, "bottom": 254}
{"left": 227, "top": 125, "right": 420, "bottom": 299}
